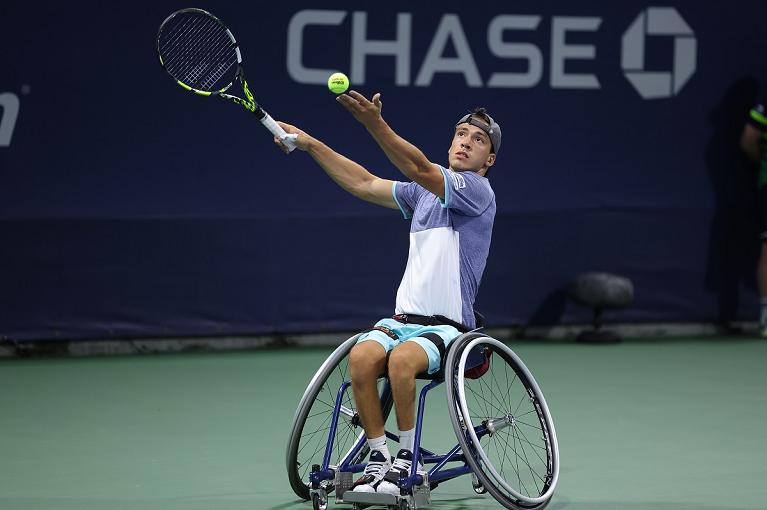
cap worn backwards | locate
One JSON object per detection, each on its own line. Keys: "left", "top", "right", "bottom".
{"left": 455, "top": 112, "right": 502, "bottom": 154}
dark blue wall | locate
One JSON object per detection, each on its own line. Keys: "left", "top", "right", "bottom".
{"left": 1, "top": 1, "right": 766, "bottom": 340}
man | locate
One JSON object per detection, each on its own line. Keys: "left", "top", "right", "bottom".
{"left": 740, "top": 95, "right": 767, "bottom": 335}
{"left": 275, "top": 90, "right": 500, "bottom": 495}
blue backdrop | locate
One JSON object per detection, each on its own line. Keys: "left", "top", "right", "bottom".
{"left": 1, "top": 1, "right": 766, "bottom": 340}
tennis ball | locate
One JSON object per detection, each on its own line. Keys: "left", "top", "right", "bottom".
{"left": 328, "top": 72, "right": 350, "bottom": 94}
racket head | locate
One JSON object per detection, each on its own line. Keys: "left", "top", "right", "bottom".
{"left": 157, "top": 8, "right": 242, "bottom": 96}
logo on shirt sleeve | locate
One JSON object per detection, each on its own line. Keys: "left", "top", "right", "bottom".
{"left": 450, "top": 171, "right": 467, "bottom": 190}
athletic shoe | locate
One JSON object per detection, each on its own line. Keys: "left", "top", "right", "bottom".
{"left": 352, "top": 450, "right": 392, "bottom": 493}
{"left": 376, "top": 449, "right": 418, "bottom": 496}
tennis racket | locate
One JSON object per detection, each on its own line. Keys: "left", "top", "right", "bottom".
{"left": 157, "top": 8, "right": 297, "bottom": 151}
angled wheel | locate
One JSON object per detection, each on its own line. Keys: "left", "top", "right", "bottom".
{"left": 446, "top": 335, "right": 559, "bottom": 510}
{"left": 286, "top": 334, "right": 394, "bottom": 500}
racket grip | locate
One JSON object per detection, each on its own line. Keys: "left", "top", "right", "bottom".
{"left": 261, "top": 113, "right": 297, "bottom": 152}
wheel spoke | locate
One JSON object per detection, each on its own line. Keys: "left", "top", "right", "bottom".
{"left": 447, "top": 337, "right": 558, "bottom": 508}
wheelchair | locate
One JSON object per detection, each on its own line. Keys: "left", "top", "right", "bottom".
{"left": 285, "top": 327, "right": 560, "bottom": 510}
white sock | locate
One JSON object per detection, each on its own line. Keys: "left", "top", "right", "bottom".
{"left": 367, "top": 435, "right": 391, "bottom": 460}
{"left": 398, "top": 427, "right": 415, "bottom": 454}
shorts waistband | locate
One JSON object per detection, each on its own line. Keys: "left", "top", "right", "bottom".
{"left": 391, "top": 314, "right": 469, "bottom": 333}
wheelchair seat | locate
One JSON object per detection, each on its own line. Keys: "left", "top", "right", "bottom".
{"left": 413, "top": 336, "right": 492, "bottom": 381}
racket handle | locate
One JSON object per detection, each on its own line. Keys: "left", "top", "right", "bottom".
{"left": 260, "top": 113, "right": 297, "bottom": 152}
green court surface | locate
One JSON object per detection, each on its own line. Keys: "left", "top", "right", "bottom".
{"left": 1, "top": 337, "right": 766, "bottom": 510}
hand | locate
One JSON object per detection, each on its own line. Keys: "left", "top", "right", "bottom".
{"left": 336, "top": 90, "right": 383, "bottom": 127}
{"left": 274, "top": 121, "right": 310, "bottom": 154}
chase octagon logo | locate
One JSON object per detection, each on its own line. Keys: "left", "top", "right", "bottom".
{"left": 621, "top": 7, "right": 697, "bottom": 100}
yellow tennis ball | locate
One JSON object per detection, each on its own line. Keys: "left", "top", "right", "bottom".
{"left": 327, "top": 72, "right": 350, "bottom": 94}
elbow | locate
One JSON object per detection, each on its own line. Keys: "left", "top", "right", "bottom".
{"left": 412, "top": 157, "right": 436, "bottom": 178}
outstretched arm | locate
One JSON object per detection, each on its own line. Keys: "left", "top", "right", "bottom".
{"left": 273, "top": 121, "right": 397, "bottom": 209}
{"left": 337, "top": 91, "right": 445, "bottom": 199}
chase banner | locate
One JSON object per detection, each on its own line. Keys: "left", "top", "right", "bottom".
{"left": 1, "top": 1, "right": 765, "bottom": 340}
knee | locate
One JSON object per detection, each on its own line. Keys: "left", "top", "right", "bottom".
{"left": 349, "top": 342, "right": 386, "bottom": 382}
{"left": 387, "top": 348, "right": 421, "bottom": 381}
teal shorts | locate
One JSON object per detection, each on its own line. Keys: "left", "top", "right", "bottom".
{"left": 357, "top": 318, "right": 462, "bottom": 374}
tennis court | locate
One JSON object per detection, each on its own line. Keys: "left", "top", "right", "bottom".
{"left": 2, "top": 336, "right": 765, "bottom": 510}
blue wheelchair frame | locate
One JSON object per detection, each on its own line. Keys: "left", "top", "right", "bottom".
{"left": 309, "top": 337, "right": 490, "bottom": 495}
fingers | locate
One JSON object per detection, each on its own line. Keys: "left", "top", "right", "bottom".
{"left": 273, "top": 135, "right": 289, "bottom": 154}
{"left": 336, "top": 93, "right": 362, "bottom": 115}
{"left": 337, "top": 90, "right": 381, "bottom": 112}
{"left": 336, "top": 90, "right": 383, "bottom": 126}
{"left": 347, "top": 90, "right": 369, "bottom": 104}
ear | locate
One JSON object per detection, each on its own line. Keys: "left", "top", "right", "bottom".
{"left": 478, "top": 153, "right": 496, "bottom": 177}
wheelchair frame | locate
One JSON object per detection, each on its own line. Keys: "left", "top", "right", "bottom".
{"left": 286, "top": 331, "right": 560, "bottom": 510}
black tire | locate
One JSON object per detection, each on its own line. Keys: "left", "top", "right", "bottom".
{"left": 311, "top": 492, "right": 326, "bottom": 510}
{"left": 286, "top": 334, "right": 394, "bottom": 500}
{"left": 445, "top": 335, "right": 559, "bottom": 510}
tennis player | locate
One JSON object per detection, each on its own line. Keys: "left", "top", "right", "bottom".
{"left": 275, "top": 91, "right": 500, "bottom": 495}
{"left": 741, "top": 94, "right": 767, "bottom": 335}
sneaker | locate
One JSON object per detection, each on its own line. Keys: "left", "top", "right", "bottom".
{"left": 352, "top": 450, "right": 392, "bottom": 493}
{"left": 376, "top": 449, "right": 418, "bottom": 496}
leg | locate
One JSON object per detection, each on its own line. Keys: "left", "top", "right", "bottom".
{"left": 387, "top": 342, "right": 429, "bottom": 431}
{"left": 758, "top": 186, "right": 767, "bottom": 335}
{"left": 349, "top": 340, "right": 396, "bottom": 493}
{"left": 372, "top": 342, "right": 429, "bottom": 496}
{"left": 376, "top": 329, "right": 455, "bottom": 496}
{"left": 758, "top": 240, "right": 767, "bottom": 334}
{"left": 349, "top": 340, "right": 388, "bottom": 439}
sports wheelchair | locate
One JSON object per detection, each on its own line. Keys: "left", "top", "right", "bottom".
{"left": 285, "top": 328, "right": 560, "bottom": 510}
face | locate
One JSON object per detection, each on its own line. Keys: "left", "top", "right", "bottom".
{"left": 448, "top": 122, "right": 496, "bottom": 175}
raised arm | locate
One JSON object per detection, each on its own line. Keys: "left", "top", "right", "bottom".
{"left": 337, "top": 91, "right": 445, "bottom": 199}
{"left": 274, "top": 121, "right": 397, "bottom": 209}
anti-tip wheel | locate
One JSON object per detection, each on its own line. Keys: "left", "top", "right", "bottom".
{"left": 312, "top": 492, "right": 328, "bottom": 510}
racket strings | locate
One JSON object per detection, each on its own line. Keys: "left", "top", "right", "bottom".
{"left": 196, "top": 28, "right": 237, "bottom": 90}
{"left": 160, "top": 13, "right": 238, "bottom": 92}
{"left": 159, "top": 14, "right": 198, "bottom": 58}
{"left": 161, "top": 15, "right": 208, "bottom": 75}
{"left": 164, "top": 18, "right": 234, "bottom": 88}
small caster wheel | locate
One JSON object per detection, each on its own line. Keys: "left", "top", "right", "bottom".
{"left": 472, "top": 473, "right": 487, "bottom": 494}
{"left": 312, "top": 492, "right": 328, "bottom": 510}
{"left": 398, "top": 499, "right": 411, "bottom": 510}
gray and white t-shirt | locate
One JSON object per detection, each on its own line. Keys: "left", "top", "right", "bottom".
{"left": 392, "top": 164, "right": 496, "bottom": 328}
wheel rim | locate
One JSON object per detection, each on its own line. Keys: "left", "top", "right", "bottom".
{"left": 287, "top": 335, "right": 393, "bottom": 499}
{"left": 293, "top": 356, "right": 361, "bottom": 491}
{"left": 454, "top": 337, "right": 559, "bottom": 505}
